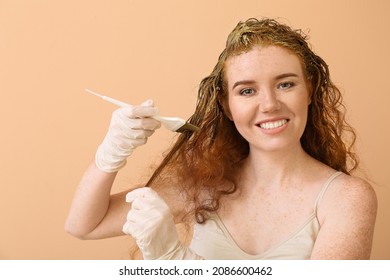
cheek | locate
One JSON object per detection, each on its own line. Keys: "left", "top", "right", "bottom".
{"left": 294, "top": 100, "right": 310, "bottom": 133}
{"left": 223, "top": 99, "right": 233, "bottom": 121}
{"left": 227, "top": 100, "right": 255, "bottom": 128}
{"left": 227, "top": 99, "right": 243, "bottom": 122}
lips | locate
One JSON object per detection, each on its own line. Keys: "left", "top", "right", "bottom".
{"left": 257, "top": 119, "right": 289, "bottom": 130}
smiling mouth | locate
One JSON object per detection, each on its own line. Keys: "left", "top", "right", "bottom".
{"left": 258, "top": 119, "right": 289, "bottom": 130}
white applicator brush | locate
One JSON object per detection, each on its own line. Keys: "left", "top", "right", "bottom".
{"left": 85, "top": 89, "right": 199, "bottom": 133}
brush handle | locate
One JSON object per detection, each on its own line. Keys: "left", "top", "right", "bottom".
{"left": 102, "top": 95, "right": 131, "bottom": 108}
{"left": 85, "top": 89, "right": 186, "bottom": 132}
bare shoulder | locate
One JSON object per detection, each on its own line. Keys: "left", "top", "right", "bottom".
{"left": 324, "top": 174, "right": 377, "bottom": 215}
{"left": 319, "top": 173, "right": 378, "bottom": 229}
{"left": 312, "top": 173, "right": 378, "bottom": 259}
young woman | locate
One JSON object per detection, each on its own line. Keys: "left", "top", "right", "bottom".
{"left": 65, "top": 18, "right": 377, "bottom": 259}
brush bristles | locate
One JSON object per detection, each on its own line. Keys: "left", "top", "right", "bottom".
{"left": 176, "top": 122, "right": 199, "bottom": 133}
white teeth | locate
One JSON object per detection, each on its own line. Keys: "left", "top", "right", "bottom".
{"left": 259, "top": 119, "right": 287, "bottom": 129}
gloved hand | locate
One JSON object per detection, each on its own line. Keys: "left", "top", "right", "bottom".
{"left": 95, "top": 100, "right": 161, "bottom": 173}
{"left": 122, "top": 187, "right": 204, "bottom": 260}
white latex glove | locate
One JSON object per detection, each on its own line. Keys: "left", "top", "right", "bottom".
{"left": 122, "top": 187, "right": 203, "bottom": 260}
{"left": 95, "top": 100, "right": 161, "bottom": 173}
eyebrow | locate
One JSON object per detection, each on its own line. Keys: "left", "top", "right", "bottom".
{"left": 275, "top": 73, "right": 299, "bottom": 80}
{"left": 232, "top": 80, "right": 256, "bottom": 90}
{"left": 231, "top": 73, "right": 299, "bottom": 90}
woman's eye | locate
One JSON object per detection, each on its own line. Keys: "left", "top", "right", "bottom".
{"left": 278, "top": 82, "right": 294, "bottom": 90}
{"left": 240, "top": 88, "right": 255, "bottom": 95}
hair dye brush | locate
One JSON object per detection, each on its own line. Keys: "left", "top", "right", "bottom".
{"left": 85, "top": 89, "right": 199, "bottom": 133}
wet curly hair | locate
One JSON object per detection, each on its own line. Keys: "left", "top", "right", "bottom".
{"left": 146, "top": 18, "right": 358, "bottom": 224}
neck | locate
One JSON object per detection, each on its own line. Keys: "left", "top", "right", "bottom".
{"left": 239, "top": 144, "right": 313, "bottom": 191}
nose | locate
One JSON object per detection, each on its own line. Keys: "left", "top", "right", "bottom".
{"left": 259, "top": 88, "right": 281, "bottom": 113}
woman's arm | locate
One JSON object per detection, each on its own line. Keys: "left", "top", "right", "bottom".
{"left": 65, "top": 101, "right": 161, "bottom": 240}
{"left": 65, "top": 162, "right": 130, "bottom": 239}
{"left": 311, "top": 175, "right": 378, "bottom": 259}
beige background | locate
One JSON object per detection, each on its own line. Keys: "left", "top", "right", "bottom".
{"left": 0, "top": 0, "right": 389, "bottom": 259}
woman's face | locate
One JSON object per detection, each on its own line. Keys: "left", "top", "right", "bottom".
{"left": 224, "top": 45, "right": 311, "bottom": 153}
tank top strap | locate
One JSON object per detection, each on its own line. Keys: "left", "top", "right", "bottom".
{"left": 314, "top": 171, "right": 343, "bottom": 213}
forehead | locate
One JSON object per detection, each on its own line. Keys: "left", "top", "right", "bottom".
{"left": 224, "top": 46, "right": 305, "bottom": 84}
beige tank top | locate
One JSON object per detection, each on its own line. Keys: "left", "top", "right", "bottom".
{"left": 189, "top": 172, "right": 343, "bottom": 259}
